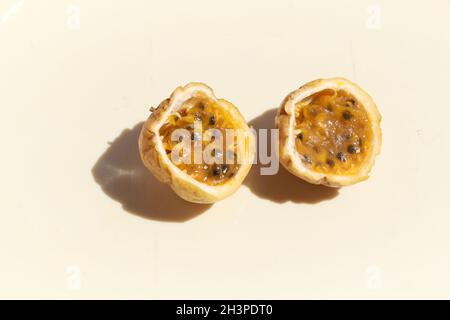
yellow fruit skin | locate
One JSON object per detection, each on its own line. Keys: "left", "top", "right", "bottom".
{"left": 139, "top": 83, "right": 255, "bottom": 203}
{"left": 276, "top": 78, "right": 382, "bottom": 187}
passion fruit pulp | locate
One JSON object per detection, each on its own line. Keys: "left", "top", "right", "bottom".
{"left": 139, "top": 82, "right": 255, "bottom": 203}
{"left": 276, "top": 78, "right": 382, "bottom": 187}
{"left": 294, "top": 89, "right": 372, "bottom": 175}
{"left": 159, "top": 93, "right": 240, "bottom": 186}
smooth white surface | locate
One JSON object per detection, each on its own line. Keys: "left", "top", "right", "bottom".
{"left": 1, "top": 0, "right": 449, "bottom": 299}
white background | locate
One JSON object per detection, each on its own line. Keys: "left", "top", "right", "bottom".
{"left": 1, "top": 0, "right": 449, "bottom": 299}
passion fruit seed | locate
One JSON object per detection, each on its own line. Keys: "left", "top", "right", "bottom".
{"left": 222, "top": 164, "right": 229, "bottom": 175}
{"left": 347, "top": 144, "right": 360, "bottom": 154}
{"left": 303, "top": 154, "right": 312, "bottom": 164}
{"left": 297, "top": 132, "right": 304, "bottom": 141}
{"left": 209, "top": 115, "right": 216, "bottom": 125}
{"left": 346, "top": 99, "right": 356, "bottom": 107}
{"left": 337, "top": 152, "right": 347, "bottom": 162}
{"left": 212, "top": 166, "right": 221, "bottom": 177}
{"left": 342, "top": 110, "right": 353, "bottom": 120}
{"left": 326, "top": 159, "right": 335, "bottom": 168}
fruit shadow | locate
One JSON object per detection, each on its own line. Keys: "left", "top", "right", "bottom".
{"left": 91, "top": 122, "right": 212, "bottom": 222}
{"left": 244, "top": 108, "right": 339, "bottom": 203}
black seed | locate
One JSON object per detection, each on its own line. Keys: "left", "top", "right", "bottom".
{"left": 178, "top": 136, "right": 183, "bottom": 142}
{"left": 209, "top": 115, "right": 216, "bottom": 125}
{"left": 347, "top": 144, "right": 360, "bottom": 154}
{"left": 326, "top": 105, "right": 333, "bottom": 112}
{"left": 343, "top": 110, "right": 353, "bottom": 120}
{"left": 346, "top": 99, "right": 356, "bottom": 107}
{"left": 303, "top": 154, "right": 312, "bottom": 164}
{"left": 337, "top": 152, "right": 347, "bottom": 162}
{"left": 222, "top": 164, "right": 229, "bottom": 175}
{"left": 326, "top": 159, "right": 335, "bottom": 168}
{"left": 297, "top": 132, "right": 303, "bottom": 141}
{"left": 212, "top": 166, "right": 221, "bottom": 177}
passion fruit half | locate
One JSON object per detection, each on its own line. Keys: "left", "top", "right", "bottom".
{"left": 139, "top": 83, "right": 255, "bottom": 203}
{"left": 276, "top": 78, "right": 382, "bottom": 187}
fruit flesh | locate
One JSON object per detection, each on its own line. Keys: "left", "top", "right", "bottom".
{"left": 159, "top": 93, "right": 240, "bottom": 185}
{"left": 294, "top": 89, "right": 372, "bottom": 175}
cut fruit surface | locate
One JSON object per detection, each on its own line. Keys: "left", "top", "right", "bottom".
{"left": 294, "top": 89, "right": 372, "bottom": 175}
{"left": 139, "top": 83, "right": 255, "bottom": 203}
{"left": 276, "top": 78, "right": 381, "bottom": 187}
{"left": 159, "top": 93, "right": 240, "bottom": 186}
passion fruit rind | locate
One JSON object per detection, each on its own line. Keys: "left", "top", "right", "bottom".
{"left": 139, "top": 82, "right": 255, "bottom": 203}
{"left": 276, "top": 77, "right": 382, "bottom": 187}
